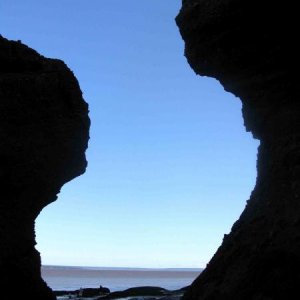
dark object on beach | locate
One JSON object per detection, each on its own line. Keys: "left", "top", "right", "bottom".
{"left": 0, "top": 36, "right": 90, "bottom": 299}
{"left": 176, "top": 1, "right": 300, "bottom": 299}
{"left": 54, "top": 285, "right": 110, "bottom": 298}
{"left": 100, "top": 285, "right": 111, "bottom": 294}
{"left": 100, "top": 286, "right": 171, "bottom": 300}
{"left": 80, "top": 288, "right": 104, "bottom": 297}
{"left": 79, "top": 286, "right": 110, "bottom": 297}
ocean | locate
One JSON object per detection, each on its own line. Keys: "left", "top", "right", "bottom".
{"left": 42, "top": 266, "right": 201, "bottom": 292}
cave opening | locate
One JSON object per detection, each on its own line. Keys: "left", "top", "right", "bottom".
{"left": 36, "top": 73, "right": 259, "bottom": 289}
{"left": 18, "top": 0, "right": 258, "bottom": 292}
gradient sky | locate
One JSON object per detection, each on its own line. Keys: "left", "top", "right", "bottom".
{"left": 1, "top": 1, "right": 259, "bottom": 268}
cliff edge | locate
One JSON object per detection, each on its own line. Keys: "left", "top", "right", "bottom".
{"left": 176, "top": 1, "right": 300, "bottom": 299}
{"left": 0, "top": 36, "right": 90, "bottom": 299}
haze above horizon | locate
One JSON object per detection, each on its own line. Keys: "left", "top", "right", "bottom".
{"left": 42, "top": 265, "right": 203, "bottom": 271}
{"left": 0, "top": 1, "right": 259, "bottom": 268}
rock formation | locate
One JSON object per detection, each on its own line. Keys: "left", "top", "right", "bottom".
{"left": 0, "top": 36, "right": 90, "bottom": 299}
{"left": 176, "top": 1, "right": 300, "bottom": 299}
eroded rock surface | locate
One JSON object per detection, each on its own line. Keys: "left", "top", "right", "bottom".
{"left": 176, "top": 1, "right": 300, "bottom": 299}
{"left": 0, "top": 36, "right": 90, "bottom": 299}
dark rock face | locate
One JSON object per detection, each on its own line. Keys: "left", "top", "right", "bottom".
{"left": 0, "top": 36, "right": 90, "bottom": 299}
{"left": 176, "top": 1, "right": 300, "bottom": 299}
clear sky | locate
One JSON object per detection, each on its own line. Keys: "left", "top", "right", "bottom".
{"left": 1, "top": 1, "right": 259, "bottom": 268}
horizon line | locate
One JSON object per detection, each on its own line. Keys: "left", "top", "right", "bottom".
{"left": 42, "top": 264, "right": 203, "bottom": 270}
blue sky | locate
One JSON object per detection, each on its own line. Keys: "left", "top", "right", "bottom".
{"left": 1, "top": 1, "right": 259, "bottom": 268}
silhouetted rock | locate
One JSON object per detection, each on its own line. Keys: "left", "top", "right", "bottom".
{"left": 80, "top": 288, "right": 103, "bottom": 297}
{"left": 55, "top": 285, "right": 187, "bottom": 300}
{"left": 0, "top": 36, "right": 90, "bottom": 299}
{"left": 55, "top": 286, "right": 110, "bottom": 297}
{"left": 176, "top": 1, "right": 300, "bottom": 299}
{"left": 100, "top": 286, "right": 171, "bottom": 300}
{"left": 99, "top": 286, "right": 110, "bottom": 295}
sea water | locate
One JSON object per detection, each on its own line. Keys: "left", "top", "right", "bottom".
{"left": 42, "top": 266, "right": 201, "bottom": 292}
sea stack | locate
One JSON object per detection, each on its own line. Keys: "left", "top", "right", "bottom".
{"left": 176, "top": 1, "right": 300, "bottom": 299}
{"left": 0, "top": 36, "right": 90, "bottom": 299}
